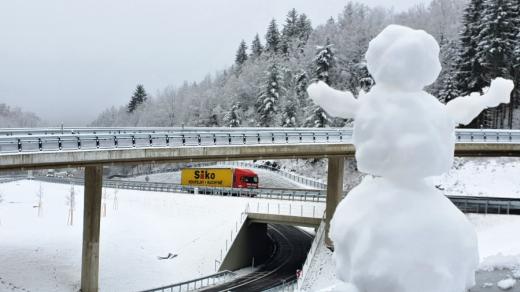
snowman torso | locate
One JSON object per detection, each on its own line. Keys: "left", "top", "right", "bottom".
{"left": 353, "top": 85, "right": 455, "bottom": 180}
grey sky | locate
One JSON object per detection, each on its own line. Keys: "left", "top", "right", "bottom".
{"left": 0, "top": 0, "right": 430, "bottom": 125}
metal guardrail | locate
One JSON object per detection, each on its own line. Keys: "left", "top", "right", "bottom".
{"left": 138, "top": 270, "right": 236, "bottom": 292}
{"left": 32, "top": 176, "right": 520, "bottom": 215}
{"left": 0, "top": 128, "right": 351, "bottom": 154}
{"left": 0, "top": 126, "right": 351, "bottom": 136}
{"left": 34, "top": 176, "right": 327, "bottom": 202}
{"left": 2, "top": 127, "right": 520, "bottom": 155}
{"left": 449, "top": 195, "right": 520, "bottom": 215}
{"left": 249, "top": 201, "right": 326, "bottom": 218}
{"left": 0, "top": 175, "right": 27, "bottom": 184}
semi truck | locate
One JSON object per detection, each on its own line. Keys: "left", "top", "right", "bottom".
{"left": 181, "top": 168, "right": 259, "bottom": 189}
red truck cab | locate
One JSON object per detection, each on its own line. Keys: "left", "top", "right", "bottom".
{"left": 233, "top": 168, "right": 259, "bottom": 188}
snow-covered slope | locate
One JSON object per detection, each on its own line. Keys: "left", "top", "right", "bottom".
{"left": 0, "top": 181, "right": 287, "bottom": 291}
{"left": 433, "top": 157, "right": 520, "bottom": 198}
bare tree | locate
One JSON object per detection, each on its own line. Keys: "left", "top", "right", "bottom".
{"left": 0, "top": 188, "right": 4, "bottom": 225}
{"left": 66, "top": 184, "right": 76, "bottom": 226}
{"left": 36, "top": 183, "right": 44, "bottom": 217}
{"left": 113, "top": 188, "right": 119, "bottom": 211}
{"left": 102, "top": 188, "right": 110, "bottom": 217}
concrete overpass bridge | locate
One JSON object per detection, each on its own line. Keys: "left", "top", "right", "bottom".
{"left": 2, "top": 127, "right": 520, "bottom": 291}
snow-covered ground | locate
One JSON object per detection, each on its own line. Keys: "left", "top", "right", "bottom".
{"left": 433, "top": 157, "right": 520, "bottom": 198}
{"left": 0, "top": 180, "right": 322, "bottom": 292}
{"left": 302, "top": 214, "right": 520, "bottom": 291}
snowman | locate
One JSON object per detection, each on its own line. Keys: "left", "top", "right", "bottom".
{"left": 307, "top": 25, "right": 514, "bottom": 292}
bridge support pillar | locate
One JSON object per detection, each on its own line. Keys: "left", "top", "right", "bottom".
{"left": 325, "top": 156, "right": 344, "bottom": 248}
{"left": 81, "top": 165, "right": 103, "bottom": 292}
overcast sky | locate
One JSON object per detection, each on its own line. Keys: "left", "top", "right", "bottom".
{"left": 0, "top": 0, "right": 430, "bottom": 125}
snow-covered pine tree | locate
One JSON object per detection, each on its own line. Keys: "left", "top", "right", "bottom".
{"left": 281, "top": 96, "right": 298, "bottom": 127}
{"left": 452, "top": 0, "right": 485, "bottom": 99}
{"left": 295, "top": 70, "right": 309, "bottom": 107}
{"left": 476, "top": 0, "right": 517, "bottom": 128}
{"left": 280, "top": 9, "right": 299, "bottom": 54}
{"left": 296, "top": 14, "right": 313, "bottom": 44}
{"left": 304, "top": 102, "right": 331, "bottom": 128}
{"left": 224, "top": 103, "right": 242, "bottom": 127}
{"left": 464, "top": 0, "right": 518, "bottom": 128}
{"left": 283, "top": 9, "right": 299, "bottom": 38}
{"left": 256, "top": 63, "right": 284, "bottom": 127}
{"left": 438, "top": 71, "right": 460, "bottom": 103}
{"left": 514, "top": 9, "right": 520, "bottom": 127}
{"left": 251, "top": 34, "right": 264, "bottom": 58}
{"left": 305, "top": 42, "right": 335, "bottom": 128}
{"left": 433, "top": 38, "right": 459, "bottom": 99}
{"left": 265, "top": 19, "right": 281, "bottom": 54}
{"left": 314, "top": 42, "right": 335, "bottom": 85}
{"left": 235, "top": 40, "right": 248, "bottom": 66}
{"left": 127, "top": 85, "right": 148, "bottom": 113}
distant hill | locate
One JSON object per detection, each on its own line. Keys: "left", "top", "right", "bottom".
{"left": 0, "top": 103, "right": 41, "bottom": 128}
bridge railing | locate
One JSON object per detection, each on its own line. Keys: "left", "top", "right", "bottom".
{"left": 249, "top": 201, "right": 326, "bottom": 218}
{"left": 4, "top": 128, "right": 520, "bottom": 154}
{"left": 138, "top": 270, "right": 236, "bottom": 292}
{"left": 0, "top": 128, "right": 351, "bottom": 154}
{"left": 0, "top": 126, "right": 353, "bottom": 136}
{"left": 449, "top": 195, "right": 520, "bottom": 215}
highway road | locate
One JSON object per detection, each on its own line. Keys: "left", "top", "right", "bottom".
{"left": 201, "top": 224, "right": 313, "bottom": 292}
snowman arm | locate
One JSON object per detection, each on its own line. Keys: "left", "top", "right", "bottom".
{"left": 445, "top": 77, "right": 514, "bottom": 125}
{"left": 307, "top": 81, "right": 359, "bottom": 119}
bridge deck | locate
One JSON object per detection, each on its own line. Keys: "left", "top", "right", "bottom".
{"left": 247, "top": 213, "right": 322, "bottom": 228}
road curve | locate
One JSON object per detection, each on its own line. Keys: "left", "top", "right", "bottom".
{"left": 201, "top": 224, "right": 313, "bottom": 292}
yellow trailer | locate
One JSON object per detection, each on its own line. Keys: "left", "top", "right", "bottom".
{"left": 181, "top": 168, "right": 234, "bottom": 188}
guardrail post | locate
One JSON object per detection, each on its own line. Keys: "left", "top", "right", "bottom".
{"left": 325, "top": 156, "right": 344, "bottom": 248}
{"left": 81, "top": 165, "right": 103, "bottom": 292}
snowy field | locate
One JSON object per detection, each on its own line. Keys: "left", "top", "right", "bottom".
{"left": 434, "top": 157, "right": 520, "bottom": 198}
{"left": 0, "top": 180, "right": 322, "bottom": 292}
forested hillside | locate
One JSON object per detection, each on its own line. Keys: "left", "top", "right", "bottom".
{"left": 0, "top": 103, "right": 41, "bottom": 127}
{"left": 91, "top": 0, "right": 520, "bottom": 129}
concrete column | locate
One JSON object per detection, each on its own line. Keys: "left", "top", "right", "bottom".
{"left": 325, "top": 156, "right": 344, "bottom": 248}
{"left": 81, "top": 165, "right": 103, "bottom": 292}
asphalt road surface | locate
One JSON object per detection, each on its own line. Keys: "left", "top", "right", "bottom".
{"left": 201, "top": 224, "right": 313, "bottom": 292}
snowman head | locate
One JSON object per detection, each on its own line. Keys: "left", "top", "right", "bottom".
{"left": 366, "top": 25, "right": 441, "bottom": 92}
